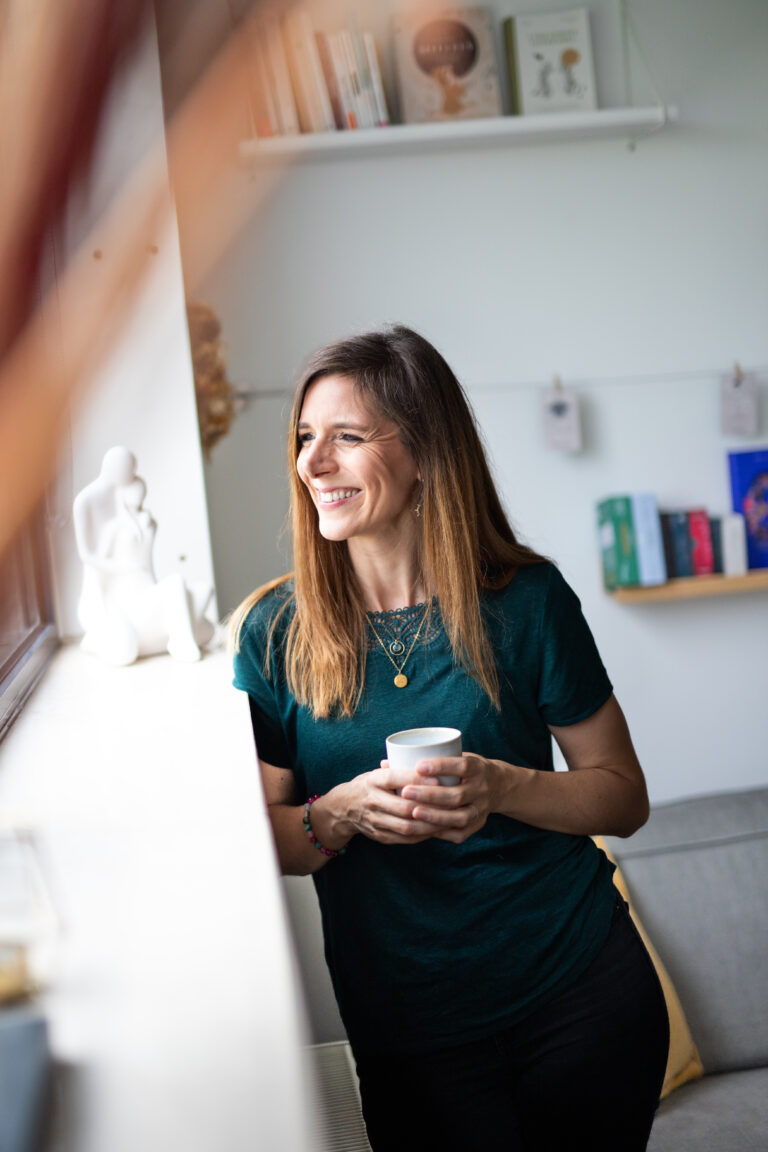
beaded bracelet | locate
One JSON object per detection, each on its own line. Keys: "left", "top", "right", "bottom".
{"left": 302, "top": 794, "right": 347, "bottom": 858}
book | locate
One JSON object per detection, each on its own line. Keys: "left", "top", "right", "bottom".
{"left": 631, "top": 493, "right": 667, "bottom": 586}
{"left": 659, "top": 512, "right": 694, "bottom": 578}
{"left": 327, "top": 32, "right": 358, "bottom": 129}
{"left": 283, "top": 9, "right": 336, "bottom": 133}
{"left": 504, "top": 7, "right": 597, "bottom": 116}
{"left": 364, "top": 32, "right": 391, "bottom": 126}
{"left": 721, "top": 513, "right": 748, "bottom": 576}
{"left": 348, "top": 23, "right": 378, "bottom": 128}
{"left": 659, "top": 513, "right": 678, "bottom": 578}
{"left": 245, "top": 32, "right": 277, "bottom": 138}
{"left": 315, "top": 32, "right": 345, "bottom": 130}
{"left": 255, "top": 34, "right": 280, "bottom": 136}
{"left": 391, "top": 7, "right": 503, "bottom": 124}
{"left": 728, "top": 447, "right": 768, "bottom": 569}
{"left": 597, "top": 496, "right": 638, "bottom": 590}
{"left": 687, "top": 509, "right": 715, "bottom": 576}
{"left": 341, "top": 28, "right": 373, "bottom": 128}
{"left": 262, "top": 15, "right": 299, "bottom": 135}
{"left": 708, "top": 517, "right": 724, "bottom": 574}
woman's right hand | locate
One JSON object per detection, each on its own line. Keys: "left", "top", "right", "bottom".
{"left": 325, "top": 763, "right": 437, "bottom": 846}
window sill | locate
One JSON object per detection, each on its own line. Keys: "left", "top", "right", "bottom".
{"left": 0, "top": 643, "right": 317, "bottom": 1152}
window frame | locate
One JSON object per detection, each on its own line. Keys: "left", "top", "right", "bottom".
{"left": 0, "top": 512, "right": 59, "bottom": 741}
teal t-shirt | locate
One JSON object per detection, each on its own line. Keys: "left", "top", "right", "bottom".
{"left": 233, "top": 561, "right": 617, "bottom": 1054}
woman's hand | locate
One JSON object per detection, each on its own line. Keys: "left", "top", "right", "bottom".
{"left": 327, "top": 765, "right": 448, "bottom": 846}
{"left": 398, "top": 753, "right": 515, "bottom": 844}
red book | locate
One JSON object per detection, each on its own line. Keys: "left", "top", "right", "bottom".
{"left": 688, "top": 509, "right": 715, "bottom": 575}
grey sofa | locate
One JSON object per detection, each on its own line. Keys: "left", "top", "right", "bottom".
{"left": 604, "top": 785, "right": 768, "bottom": 1152}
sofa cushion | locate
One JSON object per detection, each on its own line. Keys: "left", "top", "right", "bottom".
{"left": 648, "top": 1067, "right": 768, "bottom": 1152}
{"left": 595, "top": 837, "right": 703, "bottom": 1098}
{"left": 604, "top": 787, "right": 768, "bottom": 1075}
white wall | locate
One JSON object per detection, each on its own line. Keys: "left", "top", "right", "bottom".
{"left": 199, "top": 0, "right": 768, "bottom": 1042}
{"left": 48, "top": 20, "right": 217, "bottom": 638}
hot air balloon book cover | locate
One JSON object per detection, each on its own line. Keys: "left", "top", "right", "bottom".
{"left": 504, "top": 8, "right": 597, "bottom": 116}
{"left": 391, "top": 7, "right": 503, "bottom": 124}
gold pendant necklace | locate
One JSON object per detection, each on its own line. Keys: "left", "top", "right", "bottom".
{"left": 366, "top": 604, "right": 430, "bottom": 688}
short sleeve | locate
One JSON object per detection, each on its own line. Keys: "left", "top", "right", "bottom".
{"left": 537, "top": 566, "right": 613, "bottom": 726}
{"left": 232, "top": 602, "right": 293, "bottom": 769}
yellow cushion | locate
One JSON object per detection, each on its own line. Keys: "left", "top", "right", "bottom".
{"left": 594, "top": 837, "right": 704, "bottom": 1098}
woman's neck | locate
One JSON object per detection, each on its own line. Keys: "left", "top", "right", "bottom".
{"left": 348, "top": 538, "right": 426, "bottom": 613}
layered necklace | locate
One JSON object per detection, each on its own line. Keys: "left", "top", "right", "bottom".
{"left": 366, "top": 603, "right": 430, "bottom": 688}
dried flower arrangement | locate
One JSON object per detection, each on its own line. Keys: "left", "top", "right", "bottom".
{"left": 186, "top": 301, "right": 235, "bottom": 459}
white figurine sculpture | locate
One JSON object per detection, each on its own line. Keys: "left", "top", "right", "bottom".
{"left": 74, "top": 446, "right": 215, "bottom": 665}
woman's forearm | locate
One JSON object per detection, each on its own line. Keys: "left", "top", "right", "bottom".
{"left": 267, "top": 790, "right": 356, "bottom": 876}
{"left": 491, "top": 759, "right": 649, "bottom": 839}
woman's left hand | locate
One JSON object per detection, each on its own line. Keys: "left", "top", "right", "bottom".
{"left": 399, "top": 753, "right": 515, "bottom": 844}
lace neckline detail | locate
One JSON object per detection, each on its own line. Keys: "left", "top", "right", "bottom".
{"left": 365, "top": 599, "right": 441, "bottom": 652}
{"left": 366, "top": 598, "right": 435, "bottom": 623}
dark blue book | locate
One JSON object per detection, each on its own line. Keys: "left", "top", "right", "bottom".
{"left": 728, "top": 447, "right": 768, "bottom": 569}
{"left": 709, "top": 516, "right": 724, "bottom": 573}
{"left": 659, "top": 511, "right": 694, "bottom": 577}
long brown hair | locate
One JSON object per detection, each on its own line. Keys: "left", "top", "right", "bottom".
{"left": 232, "top": 325, "right": 546, "bottom": 716}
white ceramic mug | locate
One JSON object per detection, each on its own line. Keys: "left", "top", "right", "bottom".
{"left": 385, "top": 726, "right": 462, "bottom": 786}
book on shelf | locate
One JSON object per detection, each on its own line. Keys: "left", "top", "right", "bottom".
{"left": 632, "top": 494, "right": 667, "bottom": 585}
{"left": 707, "top": 514, "right": 749, "bottom": 576}
{"left": 708, "top": 516, "right": 724, "bottom": 574}
{"left": 283, "top": 8, "right": 336, "bottom": 134}
{"left": 503, "top": 7, "right": 597, "bottom": 116}
{"left": 687, "top": 509, "right": 715, "bottom": 576}
{"left": 263, "top": 15, "right": 300, "bottom": 136}
{"left": 721, "top": 513, "right": 748, "bottom": 576}
{"left": 659, "top": 511, "right": 693, "bottom": 579}
{"left": 245, "top": 29, "right": 278, "bottom": 139}
{"left": 728, "top": 447, "right": 768, "bottom": 570}
{"left": 348, "top": 23, "right": 378, "bottom": 128}
{"left": 340, "top": 28, "right": 374, "bottom": 128}
{"left": 391, "top": 6, "right": 503, "bottom": 124}
{"left": 596, "top": 494, "right": 666, "bottom": 590}
{"left": 327, "top": 32, "right": 358, "bottom": 129}
{"left": 315, "top": 31, "right": 346, "bottom": 131}
{"left": 364, "top": 31, "right": 391, "bottom": 126}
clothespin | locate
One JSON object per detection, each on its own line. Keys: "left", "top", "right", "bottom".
{"left": 553, "top": 373, "right": 563, "bottom": 393}
{"left": 733, "top": 361, "right": 743, "bottom": 385}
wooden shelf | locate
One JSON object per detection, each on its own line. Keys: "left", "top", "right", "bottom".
{"left": 608, "top": 570, "right": 768, "bottom": 604}
{"left": 240, "top": 105, "right": 678, "bottom": 164}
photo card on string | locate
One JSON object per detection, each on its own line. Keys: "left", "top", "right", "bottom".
{"left": 542, "top": 381, "right": 582, "bottom": 452}
{"left": 720, "top": 367, "right": 758, "bottom": 437}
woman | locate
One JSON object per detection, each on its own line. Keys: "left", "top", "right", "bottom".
{"left": 232, "top": 325, "right": 669, "bottom": 1152}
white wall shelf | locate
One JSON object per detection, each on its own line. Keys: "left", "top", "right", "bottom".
{"left": 240, "top": 104, "right": 678, "bottom": 164}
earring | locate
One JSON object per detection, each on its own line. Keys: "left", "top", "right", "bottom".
{"left": 414, "top": 481, "right": 423, "bottom": 518}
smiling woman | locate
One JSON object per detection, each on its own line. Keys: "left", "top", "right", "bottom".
{"left": 230, "top": 324, "right": 665, "bottom": 1152}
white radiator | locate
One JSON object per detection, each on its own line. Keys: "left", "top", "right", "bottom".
{"left": 309, "top": 1041, "right": 372, "bottom": 1152}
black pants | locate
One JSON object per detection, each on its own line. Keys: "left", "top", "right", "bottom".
{"left": 354, "top": 897, "right": 670, "bottom": 1152}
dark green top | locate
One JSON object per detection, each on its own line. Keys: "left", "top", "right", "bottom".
{"left": 233, "top": 561, "right": 616, "bottom": 1054}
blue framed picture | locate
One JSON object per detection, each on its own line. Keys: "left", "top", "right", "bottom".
{"left": 729, "top": 448, "right": 768, "bottom": 569}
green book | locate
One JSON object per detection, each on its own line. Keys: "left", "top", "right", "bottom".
{"left": 597, "top": 497, "right": 640, "bottom": 589}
